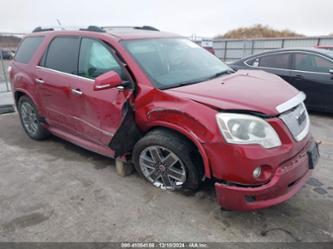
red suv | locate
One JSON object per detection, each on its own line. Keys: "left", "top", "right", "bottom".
{"left": 9, "top": 26, "right": 319, "bottom": 211}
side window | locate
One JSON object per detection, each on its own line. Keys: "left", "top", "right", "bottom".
{"left": 246, "top": 57, "right": 259, "bottom": 67}
{"left": 258, "top": 53, "right": 291, "bottom": 69}
{"left": 15, "top": 36, "right": 44, "bottom": 64}
{"left": 44, "top": 37, "right": 80, "bottom": 74}
{"left": 295, "top": 53, "right": 333, "bottom": 73}
{"left": 78, "top": 38, "right": 126, "bottom": 79}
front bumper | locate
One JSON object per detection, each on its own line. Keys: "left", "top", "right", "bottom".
{"left": 215, "top": 140, "right": 315, "bottom": 211}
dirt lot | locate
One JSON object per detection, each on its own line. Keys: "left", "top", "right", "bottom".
{"left": 0, "top": 112, "right": 332, "bottom": 242}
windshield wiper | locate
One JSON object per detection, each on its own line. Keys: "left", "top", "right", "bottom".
{"left": 161, "top": 69, "right": 235, "bottom": 90}
{"left": 207, "top": 69, "right": 234, "bottom": 80}
{"left": 162, "top": 79, "right": 203, "bottom": 90}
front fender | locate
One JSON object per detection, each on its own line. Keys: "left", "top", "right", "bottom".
{"left": 147, "top": 108, "right": 213, "bottom": 143}
{"left": 134, "top": 88, "right": 224, "bottom": 179}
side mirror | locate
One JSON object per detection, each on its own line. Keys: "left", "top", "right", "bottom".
{"left": 94, "top": 71, "right": 122, "bottom": 91}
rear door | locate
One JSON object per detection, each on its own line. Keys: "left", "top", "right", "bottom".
{"left": 245, "top": 52, "right": 293, "bottom": 83}
{"left": 290, "top": 53, "right": 333, "bottom": 111}
{"left": 68, "top": 37, "right": 133, "bottom": 146}
{"left": 35, "top": 36, "right": 80, "bottom": 133}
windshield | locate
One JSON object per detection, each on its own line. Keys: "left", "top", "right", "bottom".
{"left": 122, "top": 38, "right": 231, "bottom": 89}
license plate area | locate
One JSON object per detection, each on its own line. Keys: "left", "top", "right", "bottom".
{"left": 307, "top": 142, "right": 320, "bottom": 169}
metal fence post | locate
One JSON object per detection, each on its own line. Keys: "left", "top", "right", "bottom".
{"left": 223, "top": 40, "right": 228, "bottom": 61}
{"left": 242, "top": 40, "right": 246, "bottom": 58}
{"left": 0, "top": 50, "right": 10, "bottom": 92}
{"left": 251, "top": 40, "right": 255, "bottom": 55}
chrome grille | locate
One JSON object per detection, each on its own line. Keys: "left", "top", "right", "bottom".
{"left": 279, "top": 103, "right": 310, "bottom": 141}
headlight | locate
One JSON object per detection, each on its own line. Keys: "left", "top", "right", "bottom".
{"left": 216, "top": 113, "right": 281, "bottom": 149}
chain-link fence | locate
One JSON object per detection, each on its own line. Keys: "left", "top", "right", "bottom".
{"left": 0, "top": 52, "right": 11, "bottom": 93}
{"left": 0, "top": 32, "right": 24, "bottom": 93}
{"left": 0, "top": 33, "right": 23, "bottom": 113}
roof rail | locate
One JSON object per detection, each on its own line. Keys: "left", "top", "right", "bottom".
{"left": 32, "top": 27, "right": 55, "bottom": 33}
{"left": 32, "top": 25, "right": 159, "bottom": 33}
{"left": 135, "top": 26, "right": 159, "bottom": 31}
{"left": 103, "top": 26, "right": 159, "bottom": 32}
{"left": 80, "top": 25, "right": 106, "bottom": 33}
{"left": 32, "top": 25, "right": 106, "bottom": 33}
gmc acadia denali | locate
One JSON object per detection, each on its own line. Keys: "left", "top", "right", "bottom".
{"left": 9, "top": 25, "right": 319, "bottom": 211}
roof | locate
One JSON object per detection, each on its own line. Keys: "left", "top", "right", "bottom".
{"left": 267, "top": 47, "right": 332, "bottom": 53}
{"left": 105, "top": 29, "right": 181, "bottom": 40}
{"left": 28, "top": 26, "right": 181, "bottom": 41}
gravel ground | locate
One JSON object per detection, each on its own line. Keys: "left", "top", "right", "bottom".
{"left": 0, "top": 112, "right": 332, "bottom": 242}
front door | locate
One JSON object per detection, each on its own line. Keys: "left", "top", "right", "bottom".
{"left": 291, "top": 53, "right": 333, "bottom": 112}
{"left": 68, "top": 37, "right": 133, "bottom": 146}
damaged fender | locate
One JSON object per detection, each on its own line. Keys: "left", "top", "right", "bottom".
{"left": 139, "top": 105, "right": 219, "bottom": 179}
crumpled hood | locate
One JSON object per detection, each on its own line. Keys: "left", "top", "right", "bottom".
{"left": 166, "top": 70, "right": 299, "bottom": 116}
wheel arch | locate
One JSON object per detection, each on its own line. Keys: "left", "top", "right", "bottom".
{"left": 144, "top": 123, "right": 212, "bottom": 179}
{"left": 14, "top": 89, "right": 37, "bottom": 107}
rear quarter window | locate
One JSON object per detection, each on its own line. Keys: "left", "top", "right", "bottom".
{"left": 14, "top": 36, "right": 44, "bottom": 64}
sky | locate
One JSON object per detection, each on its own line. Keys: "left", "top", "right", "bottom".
{"left": 1, "top": 0, "right": 332, "bottom": 37}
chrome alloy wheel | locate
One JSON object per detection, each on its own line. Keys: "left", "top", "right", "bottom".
{"left": 20, "top": 102, "right": 39, "bottom": 136}
{"left": 139, "top": 146, "right": 187, "bottom": 190}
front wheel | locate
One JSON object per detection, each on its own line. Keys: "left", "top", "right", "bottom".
{"left": 133, "top": 129, "right": 202, "bottom": 191}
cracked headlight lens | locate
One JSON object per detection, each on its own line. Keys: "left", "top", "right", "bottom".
{"left": 216, "top": 113, "right": 281, "bottom": 149}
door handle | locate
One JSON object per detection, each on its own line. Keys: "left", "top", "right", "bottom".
{"left": 295, "top": 75, "right": 304, "bottom": 80}
{"left": 35, "top": 78, "right": 45, "bottom": 84}
{"left": 71, "top": 88, "right": 83, "bottom": 96}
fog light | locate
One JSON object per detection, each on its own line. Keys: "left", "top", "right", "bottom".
{"left": 253, "top": 167, "right": 262, "bottom": 178}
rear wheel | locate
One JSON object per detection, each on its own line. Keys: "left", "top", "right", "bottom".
{"left": 133, "top": 129, "right": 202, "bottom": 191}
{"left": 18, "top": 96, "right": 50, "bottom": 140}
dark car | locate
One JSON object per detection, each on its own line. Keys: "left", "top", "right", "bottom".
{"left": 1, "top": 50, "right": 14, "bottom": 60}
{"left": 230, "top": 48, "right": 333, "bottom": 113}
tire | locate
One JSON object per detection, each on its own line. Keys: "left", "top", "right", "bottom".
{"left": 133, "top": 129, "right": 203, "bottom": 191}
{"left": 18, "top": 95, "right": 50, "bottom": 140}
